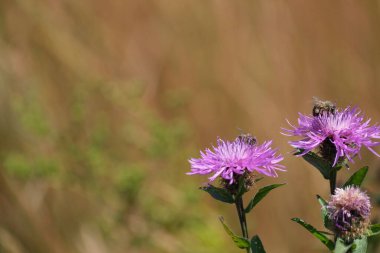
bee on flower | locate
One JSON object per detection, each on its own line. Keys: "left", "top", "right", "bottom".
{"left": 283, "top": 100, "right": 380, "bottom": 166}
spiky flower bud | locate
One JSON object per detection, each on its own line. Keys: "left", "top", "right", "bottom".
{"left": 327, "top": 186, "right": 371, "bottom": 242}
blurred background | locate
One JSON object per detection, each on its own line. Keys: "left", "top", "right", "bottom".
{"left": 0, "top": 0, "right": 379, "bottom": 252}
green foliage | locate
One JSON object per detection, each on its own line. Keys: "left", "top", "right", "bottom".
{"left": 291, "top": 218, "right": 335, "bottom": 251}
{"left": 147, "top": 117, "right": 189, "bottom": 159}
{"left": 317, "top": 195, "right": 334, "bottom": 231}
{"left": 116, "top": 165, "right": 146, "bottom": 204}
{"left": 245, "top": 184, "right": 285, "bottom": 213}
{"left": 12, "top": 92, "right": 50, "bottom": 136}
{"left": 295, "top": 150, "right": 331, "bottom": 179}
{"left": 251, "top": 235, "right": 266, "bottom": 253}
{"left": 351, "top": 237, "right": 368, "bottom": 253}
{"left": 343, "top": 166, "right": 368, "bottom": 188}
{"left": 368, "top": 224, "right": 380, "bottom": 237}
{"left": 0, "top": 72, "right": 209, "bottom": 251}
{"left": 317, "top": 195, "right": 328, "bottom": 207}
{"left": 334, "top": 238, "right": 352, "bottom": 253}
{"left": 334, "top": 237, "right": 368, "bottom": 253}
{"left": 200, "top": 185, "right": 234, "bottom": 204}
{"left": 4, "top": 153, "right": 58, "bottom": 180}
{"left": 186, "top": 222, "right": 227, "bottom": 252}
{"left": 219, "top": 217, "right": 250, "bottom": 249}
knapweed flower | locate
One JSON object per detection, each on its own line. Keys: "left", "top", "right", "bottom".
{"left": 187, "top": 135, "right": 285, "bottom": 184}
{"left": 327, "top": 186, "right": 371, "bottom": 242}
{"left": 283, "top": 106, "right": 380, "bottom": 166}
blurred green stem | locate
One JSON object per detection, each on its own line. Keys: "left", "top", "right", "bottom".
{"left": 235, "top": 197, "right": 251, "bottom": 253}
{"left": 329, "top": 167, "right": 338, "bottom": 243}
{"left": 329, "top": 168, "right": 337, "bottom": 195}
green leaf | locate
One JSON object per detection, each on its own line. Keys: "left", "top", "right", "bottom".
{"left": 334, "top": 238, "right": 352, "bottom": 253}
{"left": 254, "top": 177, "right": 264, "bottom": 183}
{"left": 367, "top": 224, "right": 380, "bottom": 237}
{"left": 244, "top": 184, "right": 286, "bottom": 213}
{"left": 219, "top": 217, "right": 250, "bottom": 249}
{"left": 317, "top": 194, "right": 328, "bottom": 207}
{"left": 343, "top": 166, "right": 368, "bottom": 188}
{"left": 351, "top": 236, "right": 367, "bottom": 253}
{"left": 318, "top": 231, "right": 334, "bottom": 236}
{"left": 295, "top": 150, "right": 332, "bottom": 179}
{"left": 317, "top": 195, "right": 334, "bottom": 231}
{"left": 200, "top": 185, "right": 234, "bottom": 204}
{"left": 291, "top": 218, "right": 335, "bottom": 251}
{"left": 251, "top": 235, "right": 266, "bottom": 253}
{"left": 334, "top": 236, "right": 368, "bottom": 253}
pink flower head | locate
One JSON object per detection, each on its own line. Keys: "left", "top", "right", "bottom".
{"left": 187, "top": 136, "right": 285, "bottom": 184}
{"left": 327, "top": 186, "right": 371, "bottom": 241}
{"left": 283, "top": 106, "right": 380, "bottom": 166}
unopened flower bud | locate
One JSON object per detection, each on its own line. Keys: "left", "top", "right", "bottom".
{"left": 327, "top": 186, "right": 371, "bottom": 242}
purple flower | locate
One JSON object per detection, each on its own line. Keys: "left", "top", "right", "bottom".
{"left": 283, "top": 106, "right": 380, "bottom": 166}
{"left": 187, "top": 136, "right": 285, "bottom": 184}
{"left": 327, "top": 186, "right": 371, "bottom": 241}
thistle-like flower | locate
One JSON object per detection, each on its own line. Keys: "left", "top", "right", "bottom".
{"left": 187, "top": 135, "right": 285, "bottom": 184}
{"left": 327, "top": 186, "right": 371, "bottom": 242}
{"left": 283, "top": 106, "right": 380, "bottom": 166}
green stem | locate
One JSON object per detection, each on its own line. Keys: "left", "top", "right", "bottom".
{"left": 329, "top": 167, "right": 338, "bottom": 242}
{"left": 329, "top": 168, "right": 337, "bottom": 195}
{"left": 235, "top": 197, "right": 251, "bottom": 253}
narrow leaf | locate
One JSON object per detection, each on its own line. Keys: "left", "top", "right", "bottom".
{"left": 343, "top": 166, "right": 369, "bottom": 188}
{"left": 367, "top": 224, "right": 380, "bottom": 237}
{"left": 254, "top": 177, "right": 264, "bottom": 183}
{"left": 251, "top": 235, "right": 266, "bottom": 253}
{"left": 334, "top": 238, "right": 352, "bottom": 253}
{"left": 318, "top": 231, "right": 334, "bottom": 236}
{"left": 244, "top": 183, "right": 285, "bottom": 213}
{"left": 317, "top": 195, "right": 334, "bottom": 231}
{"left": 219, "top": 217, "right": 250, "bottom": 249}
{"left": 291, "top": 218, "right": 335, "bottom": 250}
{"left": 200, "top": 185, "right": 234, "bottom": 204}
{"left": 317, "top": 195, "right": 328, "bottom": 207}
{"left": 296, "top": 150, "right": 331, "bottom": 179}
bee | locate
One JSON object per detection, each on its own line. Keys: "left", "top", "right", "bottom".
{"left": 312, "top": 97, "right": 336, "bottom": 116}
{"left": 236, "top": 133, "right": 256, "bottom": 146}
